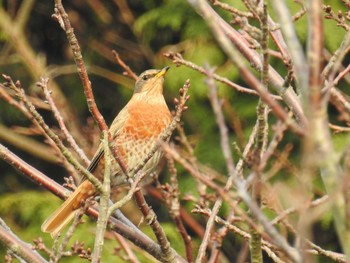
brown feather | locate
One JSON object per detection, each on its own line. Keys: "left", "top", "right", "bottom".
{"left": 41, "top": 180, "right": 94, "bottom": 237}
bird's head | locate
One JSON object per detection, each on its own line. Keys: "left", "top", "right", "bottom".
{"left": 134, "top": 66, "right": 170, "bottom": 95}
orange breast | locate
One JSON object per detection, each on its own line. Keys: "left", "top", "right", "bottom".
{"left": 106, "top": 101, "right": 172, "bottom": 180}
{"left": 124, "top": 102, "right": 172, "bottom": 140}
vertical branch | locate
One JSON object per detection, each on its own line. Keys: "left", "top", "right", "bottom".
{"left": 250, "top": 3, "right": 269, "bottom": 262}
{"left": 306, "top": 0, "right": 350, "bottom": 259}
{"left": 53, "top": 0, "right": 107, "bottom": 132}
{"left": 271, "top": 0, "right": 308, "bottom": 97}
{"left": 162, "top": 155, "right": 194, "bottom": 263}
{"left": 307, "top": 1, "right": 323, "bottom": 108}
{"left": 92, "top": 131, "right": 111, "bottom": 263}
{"left": 195, "top": 66, "right": 237, "bottom": 263}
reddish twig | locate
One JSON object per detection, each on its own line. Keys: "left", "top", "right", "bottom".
{"left": 324, "top": 64, "right": 350, "bottom": 93}
{"left": 323, "top": 4, "right": 350, "bottom": 31}
{"left": 147, "top": 187, "right": 206, "bottom": 239}
{"left": 113, "top": 232, "right": 140, "bottom": 263}
{"left": 161, "top": 155, "right": 194, "bottom": 263}
{"left": 213, "top": 0, "right": 254, "bottom": 18}
{"left": 133, "top": 190, "right": 174, "bottom": 261}
{"left": 52, "top": 0, "right": 107, "bottom": 132}
{"left": 329, "top": 123, "right": 350, "bottom": 133}
{"left": 164, "top": 52, "right": 282, "bottom": 100}
{"left": 112, "top": 50, "right": 138, "bottom": 80}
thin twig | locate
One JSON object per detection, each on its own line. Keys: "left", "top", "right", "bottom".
{"left": 271, "top": 195, "right": 329, "bottom": 225}
{"left": 2, "top": 75, "right": 103, "bottom": 192}
{"left": 324, "top": 64, "right": 350, "bottom": 93}
{"left": 213, "top": 0, "right": 254, "bottom": 18}
{"left": 192, "top": 207, "right": 284, "bottom": 263}
{"left": 0, "top": 3, "right": 84, "bottom": 142}
{"left": 271, "top": 0, "right": 308, "bottom": 97}
{"left": 249, "top": 4, "right": 269, "bottom": 262}
{"left": 112, "top": 50, "right": 138, "bottom": 80}
{"left": 164, "top": 52, "right": 282, "bottom": 100}
{"left": 191, "top": 0, "right": 307, "bottom": 126}
{"left": 38, "top": 77, "right": 90, "bottom": 166}
{"left": 106, "top": 171, "right": 145, "bottom": 218}
{"left": 136, "top": 190, "right": 175, "bottom": 261}
{"left": 112, "top": 232, "right": 140, "bottom": 263}
{"left": 329, "top": 123, "right": 350, "bottom": 133}
{"left": 259, "top": 121, "right": 288, "bottom": 171}
{"left": 52, "top": 206, "right": 87, "bottom": 262}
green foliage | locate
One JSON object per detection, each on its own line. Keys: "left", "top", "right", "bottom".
{"left": 324, "top": 20, "right": 347, "bottom": 52}
{"left": 134, "top": 1, "right": 209, "bottom": 43}
{"left": 332, "top": 131, "right": 349, "bottom": 153}
{"left": 0, "top": 191, "right": 58, "bottom": 259}
{"left": 0, "top": 191, "right": 58, "bottom": 230}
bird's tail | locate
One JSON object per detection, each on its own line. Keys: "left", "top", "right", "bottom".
{"left": 41, "top": 180, "right": 94, "bottom": 238}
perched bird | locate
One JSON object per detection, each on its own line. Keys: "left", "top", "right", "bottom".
{"left": 42, "top": 66, "right": 172, "bottom": 237}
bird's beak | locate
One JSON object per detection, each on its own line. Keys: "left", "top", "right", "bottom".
{"left": 155, "top": 66, "right": 170, "bottom": 78}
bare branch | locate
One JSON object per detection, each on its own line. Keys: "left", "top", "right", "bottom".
{"left": 0, "top": 219, "right": 46, "bottom": 263}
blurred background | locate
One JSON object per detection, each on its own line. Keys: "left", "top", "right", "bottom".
{"left": 0, "top": 0, "right": 348, "bottom": 262}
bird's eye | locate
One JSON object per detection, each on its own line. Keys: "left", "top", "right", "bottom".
{"left": 142, "top": 75, "right": 149, "bottom": 81}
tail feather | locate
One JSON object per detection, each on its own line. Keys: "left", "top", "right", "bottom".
{"left": 41, "top": 181, "right": 94, "bottom": 238}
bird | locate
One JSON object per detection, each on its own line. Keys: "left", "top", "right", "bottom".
{"left": 42, "top": 66, "right": 172, "bottom": 237}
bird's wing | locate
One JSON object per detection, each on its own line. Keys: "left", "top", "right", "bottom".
{"left": 80, "top": 106, "right": 130, "bottom": 182}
